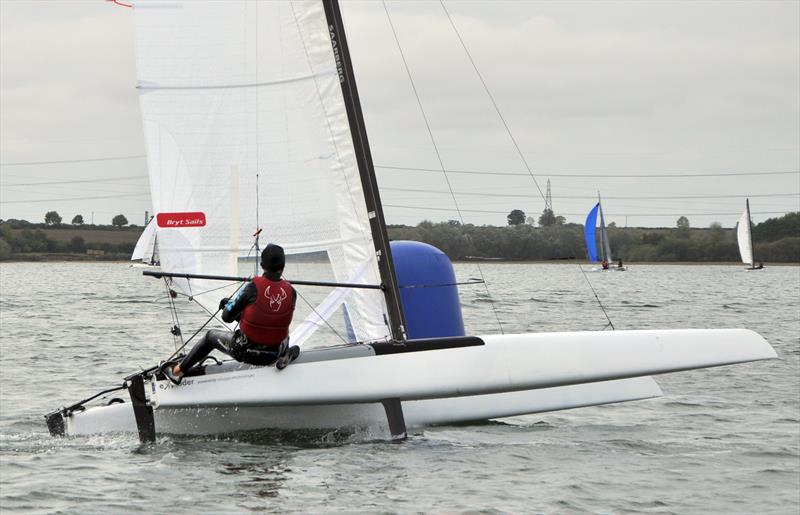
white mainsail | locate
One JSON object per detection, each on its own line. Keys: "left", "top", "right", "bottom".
{"left": 598, "top": 201, "right": 613, "bottom": 263}
{"left": 131, "top": 218, "right": 157, "bottom": 264}
{"left": 737, "top": 201, "right": 754, "bottom": 266}
{"left": 133, "top": 0, "right": 389, "bottom": 344}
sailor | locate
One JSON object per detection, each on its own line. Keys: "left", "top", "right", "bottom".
{"left": 162, "top": 244, "right": 299, "bottom": 384}
{"left": 601, "top": 259, "right": 609, "bottom": 270}
{"left": 617, "top": 259, "right": 624, "bottom": 268}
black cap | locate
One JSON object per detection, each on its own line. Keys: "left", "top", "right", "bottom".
{"left": 261, "top": 244, "right": 285, "bottom": 272}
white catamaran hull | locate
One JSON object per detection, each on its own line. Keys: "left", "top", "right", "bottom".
{"left": 60, "top": 328, "right": 774, "bottom": 437}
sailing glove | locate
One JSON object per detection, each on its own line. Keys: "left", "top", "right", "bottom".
{"left": 219, "top": 297, "right": 230, "bottom": 311}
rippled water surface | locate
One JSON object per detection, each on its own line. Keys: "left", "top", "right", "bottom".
{"left": 1, "top": 262, "right": 798, "bottom": 514}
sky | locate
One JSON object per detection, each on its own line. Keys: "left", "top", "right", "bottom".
{"left": 1, "top": 0, "right": 798, "bottom": 228}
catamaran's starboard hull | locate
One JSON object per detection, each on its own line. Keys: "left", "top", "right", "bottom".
{"left": 54, "top": 328, "right": 774, "bottom": 438}
{"left": 151, "top": 329, "right": 774, "bottom": 409}
{"left": 62, "top": 377, "right": 663, "bottom": 436}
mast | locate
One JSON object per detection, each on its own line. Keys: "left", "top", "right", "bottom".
{"left": 746, "top": 198, "right": 754, "bottom": 266}
{"left": 321, "top": 0, "right": 407, "bottom": 341}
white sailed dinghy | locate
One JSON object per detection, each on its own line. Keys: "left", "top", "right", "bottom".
{"left": 130, "top": 217, "right": 159, "bottom": 267}
{"left": 47, "top": 0, "right": 775, "bottom": 442}
{"left": 738, "top": 198, "right": 764, "bottom": 271}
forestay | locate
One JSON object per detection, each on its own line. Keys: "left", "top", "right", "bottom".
{"left": 133, "top": 1, "right": 389, "bottom": 345}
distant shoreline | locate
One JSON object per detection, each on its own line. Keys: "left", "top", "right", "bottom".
{"left": 1, "top": 254, "right": 796, "bottom": 267}
{"left": 3, "top": 216, "right": 798, "bottom": 264}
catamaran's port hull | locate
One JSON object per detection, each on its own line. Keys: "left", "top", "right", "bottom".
{"left": 62, "top": 377, "right": 663, "bottom": 436}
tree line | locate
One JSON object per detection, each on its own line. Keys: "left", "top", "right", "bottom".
{"left": 0, "top": 212, "right": 138, "bottom": 261}
{"left": 42, "top": 211, "right": 129, "bottom": 227}
{"left": 1, "top": 211, "right": 797, "bottom": 263}
{"left": 387, "top": 211, "right": 799, "bottom": 263}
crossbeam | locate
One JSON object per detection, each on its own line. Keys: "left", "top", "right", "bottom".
{"left": 143, "top": 270, "right": 384, "bottom": 290}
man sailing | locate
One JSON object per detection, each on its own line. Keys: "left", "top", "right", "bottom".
{"left": 162, "top": 244, "right": 299, "bottom": 384}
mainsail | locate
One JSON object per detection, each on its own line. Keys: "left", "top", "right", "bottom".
{"left": 598, "top": 201, "right": 613, "bottom": 263}
{"left": 133, "top": 0, "right": 390, "bottom": 344}
{"left": 131, "top": 218, "right": 158, "bottom": 264}
{"left": 737, "top": 199, "right": 754, "bottom": 266}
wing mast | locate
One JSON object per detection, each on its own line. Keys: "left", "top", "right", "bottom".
{"left": 321, "top": 0, "right": 407, "bottom": 341}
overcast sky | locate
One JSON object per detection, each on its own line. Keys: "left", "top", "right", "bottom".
{"left": 1, "top": 0, "right": 798, "bottom": 228}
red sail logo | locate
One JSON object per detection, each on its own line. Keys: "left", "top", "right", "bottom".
{"left": 156, "top": 212, "right": 206, "bottom": 228}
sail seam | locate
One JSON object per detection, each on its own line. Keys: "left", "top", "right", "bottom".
{"left": 136, "top": 73, "right": 331, "bottom": 91}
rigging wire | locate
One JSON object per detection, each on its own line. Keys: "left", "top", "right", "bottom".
{"left": 294, "top": 288, "right": 349, "bottom": 346}
{"left": 439, "top": 0, "right": 546, "bottom": 202}
{"left": 382, "top": 0, "right": 504, "bottom": 334}
{"left": 440, "top": 0, "right": 615, "bottom": 330}
{"left": 577, "top": 266, "right": 615, "bottom": 330}
{"left": 255, "top": 174, "right": 261, "bottom": 277}
{"left": 163, "top": 279, "right": 184, "bottom": 351}
{"left": 169, "top": 281, "right": 242, "bottom": 298}
{"left": 163, "top": 281, "right": 247, "bottom": 363}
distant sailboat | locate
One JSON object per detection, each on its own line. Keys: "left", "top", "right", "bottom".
{"left": 130, "top": 218, "right": 159, "bottom": 267}
{"left": 585, "top": 196, "right": 625, "bottom": 271}
{"left": 737, "top": 199, "right": 763, "bottom": 271}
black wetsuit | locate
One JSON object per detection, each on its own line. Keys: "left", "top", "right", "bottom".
{"left": 177, "top": 271, "right": 297, "bottom": 373}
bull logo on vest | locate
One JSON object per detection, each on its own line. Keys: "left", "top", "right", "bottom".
{"left": 265, "top": 285, "right": 287, "bottom": 312}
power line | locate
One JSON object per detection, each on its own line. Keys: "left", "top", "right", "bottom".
{"left": 381, "top": 187, "right": 800, "bottom": 200}
{"left": 1, "top": 175, "right": 148, "bottom": 187}
{"left": 383, "top": 204, "right": 792, "bottom": 217}
{"left": 376, "top": 165, "right": 800, "bottom": 178}
{"left": 0, "top": 192, "right": 150, "bottom": 204}
{"left": 0, "top": 155, "right": 146, "bottom": 166}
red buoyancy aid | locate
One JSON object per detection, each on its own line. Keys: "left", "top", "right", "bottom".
{"left": 239, "top": 276, "right": 295, "bottom": 347}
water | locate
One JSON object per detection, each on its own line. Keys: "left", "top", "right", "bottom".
{"left": 1, "top": 262, "right": 798, "bottom": 514}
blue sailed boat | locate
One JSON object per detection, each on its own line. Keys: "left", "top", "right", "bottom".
{"left": 585, "top": 196, "right": 625, "bottom": 271}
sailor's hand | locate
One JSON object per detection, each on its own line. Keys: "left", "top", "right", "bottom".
{"left": 219, "top": 297, "right": 230, "bottom": 310}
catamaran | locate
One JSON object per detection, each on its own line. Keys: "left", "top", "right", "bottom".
{"left": 737, "top": 199, "right": 764, "bottom": 271}
{"left": 584, "top": 196, "right": 625, "bottom": 271}
{"left": 46, "top": 0, "right": 775, "bottom": 442}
